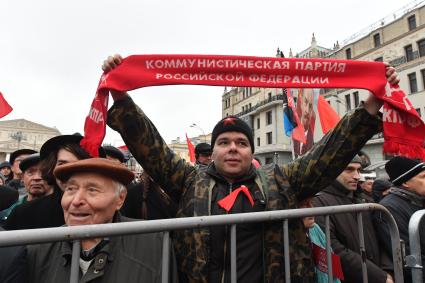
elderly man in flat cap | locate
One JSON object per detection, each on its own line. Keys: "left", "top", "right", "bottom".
{"left": 6, "top": 149, "right": 37, "bottom": 195}
{"left": 1, "top": 153, "right": 52, "bottom": 222}
{"left": 26, "top": 158, "right": 176, "bottom": 283}
{"left": 374, "top": 156, "right": 425, "bottom": 283}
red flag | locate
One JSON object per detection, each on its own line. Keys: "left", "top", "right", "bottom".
{"left": 0, "top": 92, "right": 13, "bottom": 118}
{"left": 186, "top": 133, "right": 195, "bottom": 163}
{"left": 317, "top": 95, "right": 340, "bottom": 134}
{"left": 287, "top": 89, "right": 306, "bottom": 144}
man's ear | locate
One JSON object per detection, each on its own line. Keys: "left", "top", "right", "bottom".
{"left": 402, "top": 181, "right": 410, "bottom": 189}
{"left": 116, "top": 189, "right": 127, "bottom": 210}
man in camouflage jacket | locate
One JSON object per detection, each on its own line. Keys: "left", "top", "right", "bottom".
{"left": 104, "top": 55, "right": 398, "bottom": 283}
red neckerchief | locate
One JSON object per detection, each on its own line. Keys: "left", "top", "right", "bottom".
{"left": 81, "top": 55, "right": 425, "bottom": 160}
{"left": 217, "top": 185, "right": 254, "bottom": 212}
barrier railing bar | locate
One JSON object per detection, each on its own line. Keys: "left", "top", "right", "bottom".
{"left": 325, "top": 215, "right": 333, "bottom": 283}
{"left": 0, "top": 204, "right": 390, "bottom": 247}
{"left": 357, "top": 212, "right": 368, "bottom": 283}
{"left": 230, "top": 224, "right": 237, "bottom": 283}
{"left": 283, "top": 219, "right": 290, "bottom": 283}
{"left": 70, "top": 240, "right": 80, "bottom": 283}
{"left": 408, "top": 210, "right": 425, "bottom": 283}
{"left": 386, "top": 209, "right": 404, "bottom": 283}
{"left": 162, "top": 231, "right": 170, "bottom": 283}
{"left": 0, "top": 204, "right": 404, "bottom": 283}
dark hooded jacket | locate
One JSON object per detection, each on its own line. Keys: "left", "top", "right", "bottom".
{"left": 107, "top": 96, "right": 381, "bottom": 283}
{"left": 373, "top": 187, "right": 425, "bottom": 283}
{"left": 313, "top": 180, "right": 392, "bottom": 283}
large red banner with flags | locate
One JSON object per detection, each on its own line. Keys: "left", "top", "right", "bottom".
{"left": 80, "top": 55, "right": 425, "bottom": 160}
{"left": 289, "top": 88, "right": 340, "bottom": 158}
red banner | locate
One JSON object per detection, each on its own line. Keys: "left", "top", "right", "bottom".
{"left": 81, "top": 55, "right": 425, "bottom": 160}
{"left": 312, "top": 242, "right": 345, "bottom": 280}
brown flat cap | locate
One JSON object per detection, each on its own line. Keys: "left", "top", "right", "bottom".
{"left": 54, "top": 158, "right": 134, "bottom": 186}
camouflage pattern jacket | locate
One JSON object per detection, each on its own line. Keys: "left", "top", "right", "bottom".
{"left": 107, "top": 97, "right": 382, "bottom": 283}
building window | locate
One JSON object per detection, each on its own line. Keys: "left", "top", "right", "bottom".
{"left": 257, "top": 137, "right": 260, "bottom": 146}
{"left": 374, "top": 57, "right": 383, "bottom": 62}
{"left": 373, "top": 33, "right": 381, "bottom": 48}
{"left": 265, "top": 157, "right": 273, "bottom": 164}
{"left": 416, "top": 108, "right": 422, "bottom": 117}
{"left": 353, "top": 91, "right": 360, "bottom": 107}
{"left": 408, "top": 15, "right": 416, "bottom": 30}
{"left": 405, "top": 45, "right": 414, "bottom": 62}
{"left": 421, "top": 69, "right": 425, "bottom": 90}
{"left": 242, "top": 106, "right": 245, "bottom": 112}
{"left": 418, "top": 39, "right": 425, "bottom": 57}
{"left": 257, "top": 118, "right": 260, "bottom": 129}
{"left": 266, "top": 111, "right": 272, "bottom": 125}
{"left": 346, "top": 48, "right": 352, "bottom": 59}
{"left": 345, "top": 94, "right": 351, "bottom": 111}
{"left": 268, "top": 92, "right": 272, "bottom": 101}
{"left": 408, "top": 72, "right": 418, "bottom": 93}
{"left": 266, "top": 132, "right": 273, "bottom": 144}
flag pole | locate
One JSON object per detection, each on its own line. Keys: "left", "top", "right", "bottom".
{"left": 289, "top": 135, "right": 296, "bottom": 161}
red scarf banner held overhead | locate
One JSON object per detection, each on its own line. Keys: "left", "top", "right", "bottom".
{"left": 81, "top": 55, "right": 425, "bottom": 160}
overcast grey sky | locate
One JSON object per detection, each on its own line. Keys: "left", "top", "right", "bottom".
{"left": 0, "top": 0, "right": 413, "bottom": 146}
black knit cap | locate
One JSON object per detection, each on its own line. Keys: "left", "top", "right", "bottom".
{"left": 102, "top": 145, "right": 125, "bottom": 163}
{"left": 19, "top": 153, "right": 41, "bottom": 172}
{"left": 195, "top": 143, "right": 212, "bottom": 155}
{"left": 211, "top": 116, "right": 254, "bottom": 153}
{"left": 9, "top": 149, "right": 37, "bottom": 165}
{"left": 385, "top": 156, "right": 425, "bottom": 186}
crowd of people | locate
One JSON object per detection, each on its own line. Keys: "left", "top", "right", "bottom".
{"left": 0, "top": 55, "right": 424, "bottom": 283}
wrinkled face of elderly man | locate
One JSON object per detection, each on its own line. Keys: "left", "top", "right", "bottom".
{"left": 61, "top": 172, "right": 127, "bottom": 226}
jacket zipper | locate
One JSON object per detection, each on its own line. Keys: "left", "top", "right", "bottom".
{"left": 221, "top": 183, "right": 233, "bottom": 283}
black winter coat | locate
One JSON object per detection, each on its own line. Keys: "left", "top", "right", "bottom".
{"left": 313, "top": 181, "right": 391, "bottom": 283}
{"left": 4, "top": 188, "right": 65, "bottom": 230}
{"left": 373, "top": 187, "right": 425, "bottom": 283}
{"left": 0, "top": 227, "right": 27, "bottom": 283}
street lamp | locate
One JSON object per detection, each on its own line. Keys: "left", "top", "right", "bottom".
{"left": 10, "top": 131, "right": 26, "bottom": 150}
{"left": 190, "top": 123, "right": 206, "bottom": 142}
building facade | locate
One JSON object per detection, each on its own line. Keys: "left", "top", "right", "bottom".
{"left": 0, "top": 119, "right": 61, "bottom": 161}
{"left": 221, "top": 1, "right": 425, "bottom": 165}
{"left": 169, "top": 133, "right": 212, "bottom": 162}
{"left": 324, "top": 1, "right": 425, "bottom": 163}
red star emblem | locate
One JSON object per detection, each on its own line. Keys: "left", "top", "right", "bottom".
{"left": 223, "top": 117, "right": 236, "bottom": 125}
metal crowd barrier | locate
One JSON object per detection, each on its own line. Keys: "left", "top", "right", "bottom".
{"left": 407, "top": 209, "right": 425, "bottom": 283}
{"left": 0, "top": 203, "right": 404, "bottom": 283}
